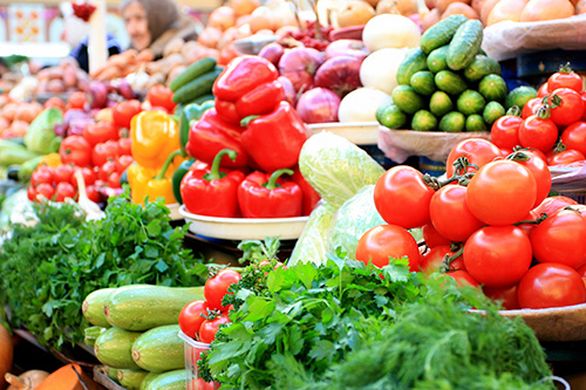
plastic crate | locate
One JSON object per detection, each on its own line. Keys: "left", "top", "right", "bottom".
{"left": 178, "top": 330, "right": 220, "bottom": 390}
{"left": 556, "top": 189, "right": 586, "bottom": 205}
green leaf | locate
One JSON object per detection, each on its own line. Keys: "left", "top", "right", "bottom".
{"left": 244, "top": 296, "right": 275, "bottom": 322}
{"left": 293, "top": 264, "right": 318, "bottom": 290}
{"left": 308, "top": 340, "right": 335, "bottom": 361}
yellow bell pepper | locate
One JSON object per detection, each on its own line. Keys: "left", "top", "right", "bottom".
{"left": 130, "top": 111, "right": 181, "bottom": 170}
{"left": 127, "top": 150, "right": 183, "bottom": 205}
{"left": 40, "top": 153, "right": 61, "bottom": 167}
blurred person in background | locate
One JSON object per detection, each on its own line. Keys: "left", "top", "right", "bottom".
{"left": 121, "top": 0, "right": 200, "bottom": 59}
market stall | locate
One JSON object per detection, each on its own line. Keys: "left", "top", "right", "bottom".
{"left": 1, "top": 0, "right": 586, "bottom": 389}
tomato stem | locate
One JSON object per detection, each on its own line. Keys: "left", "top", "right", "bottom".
{"left": 559, "top": 62, "right": 573, "bottom": 74}
{"left": 514, "top": 213, "right": 548, "bottom": 226}
{"left": 440, "top": 247, "right": 464, "bottom": 273}
{"left": 506, "top": 105, "right": 521, "bottom": 117}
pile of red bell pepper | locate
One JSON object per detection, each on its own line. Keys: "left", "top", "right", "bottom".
{"left": 182, "top": 56, "right": 319, "bottom": 218}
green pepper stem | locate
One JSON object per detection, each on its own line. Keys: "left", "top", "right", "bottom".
{"left": 240, "top": 115, "right": 260, "bottom": 127}
{"left": 205, "top": 148, "right": 237, "bottom": 181}
{"left": 264, "top": 169, "right": 294, "bottom": 190}
{"left": 156, "top": 149, "right": 184, "bottom": 180}
{"left": 506, "top": 105, "right": 521, "bottom": 117}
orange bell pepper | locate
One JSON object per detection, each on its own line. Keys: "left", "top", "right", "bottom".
{"left": 130, "top": 111, "right": 181, "bottom": 170}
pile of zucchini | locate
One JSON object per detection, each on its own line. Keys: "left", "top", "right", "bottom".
{"left": 83, "top": 285, "right": 204, "bottom": 390}
{"left": 378, "top": 15, "right": 509, "bottom": 133}
{"left": 170, "top": 57, "right": 221, "bottom": 106}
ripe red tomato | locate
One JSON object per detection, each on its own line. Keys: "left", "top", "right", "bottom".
{"left": 60, "top": 136, "right": 92, "bottom": 167}
{"left": 179, "top": 300, "right": 208, "bottom": 339}
{"left": 429, "top": 185, "right": 483, "bottom": 242}
{"left": 517, "top": 263, "right": 586, "bottom": 309}
{"left": 45, "top": 97, "right": 66, "bottom": 111}
{"left": 86, "top": 185, "right": 102, "bottom": 203}
{"left": 204, "top": 269, "right": 242, "bottom": 310}
{"left": 27, "top": 186, "right": 36, "bottom": 201}
{"left": 54, "top": 182, "right": 76, "bottom": 202}
{"left": 193, "top": 379, "right": 217, "bottom": 390}
{"left": 31, "top": 166, "right": 54, "bottom": 186}
{"left": 68, "top": 91, "right": 87, "bottom": 109}
{"left": 490, "top": 115, "right": 523, "bottom": 150}
{"left": 578, "top": 263, "right": 586, "bottom": 278}
{"left": 466, "top": 160, "right": 537, "bottom": 226}
{"left": 521, "top": 97, "right": 542, "bottom": 119}
{"left": 537, "top": 83, "right": 550, "bottom": 98}
{"left": 549, "top": 88, "right": 585, "bottom": 126}
{"left": 422, "top": 223, "right": 451, "bottom": 248}
{"left": 107, "top": 172, "right": 122, "bottom": 189}
{"left": 53, "top": 165, "right": 74, "bottom": 184}
{"left": 356, "top": 225, "right": 421, "bottom": 271}
{"left": 463, "top": 226, "right": 532, "bottom": 287}
{"left": 561, "top": 122, "right": 586, "bottom": 156}
{"left": 99, "top": 161, "right": 118, "bottom": 182}
{"left": 113, "top": 100, "right": 141, "bottom": 128}
{"left": 518, "top": 114, "right": 558, "bottom": 153}
{"left": 530, "top": 209, "right": 586, "bottom": 269}
{"left": 83, "top": 121, "right": 119, "bottom": 146}
{"left": 374, "top": 166, "right": 434, "bottom": 229}
{"left": 508, "top": 150, "right": 551, "bottom": 207}
{"left": 582, "top": 92, "right": 586, "bottom": 120}
{"left": 118, "top": 137, "right": 132, "bottom": 156}
{"left": 199, "top": 315, "right": 230, "bottom": 343}
{"left": 447, "top": 271, "right": 479, "bottom": 287}
{"left": 147, "top": 85, "right": 176, "bottom": 112}
{"left": 420, "top": 245, "right": 451, "bottom": 274}
{"left": 483, "top": 285, "right": 519, "bottom": 310}
{"left": 80, "top": 167, "right": 97, "bottom": 186}
{"left": 35, "top": 183, "right": 55, "bottom": 200}
{"left": 92, "top": 140, "right": 120, "bottom": 167}
{"left": 116, "top": 155, "right": 134, "bottom": 173}
{"left": 445, "top": 139, "right": 501, "bottom": 177}
{"left": 547, "top": 149, "right": 585, "bottom": 166}
{"left": 548, "top": 67, "right": 583, "bottom": 93}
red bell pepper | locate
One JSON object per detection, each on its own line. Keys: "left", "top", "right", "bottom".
{"left": 186, "top": 109, "right": 249, "bottom": 168}
{"left": 241, "top": 102, "right": 310, "bottom": 173}
{"left": 215, "top": 99, "right": 241, "bottom": 126}
{"left": 235, "top": 80, "right": 285, "bottom": 119}
{"left": 213, "top": 56, "right": 279, "bottom": 102}
{"left": 237, "top": 169, "right": 303, "bottom": 218}
{"left": 180, "top": 149, "right": 245, "bottom": 217}
{"left": 292, "top": 168, "right": 320, "bottom": 216}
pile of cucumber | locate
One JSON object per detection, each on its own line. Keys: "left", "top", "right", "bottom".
{"left": 377, "top": 15, "right": 508, "bottom": 133}
{"left": 82, "top": 284, "right": 204, "bottom": 390}
{"left": 170, "top": 57, "right": 221, "bottom": 106}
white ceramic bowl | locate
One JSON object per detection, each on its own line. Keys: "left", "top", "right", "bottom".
{"left": 308, "top": 122, "right": 379, "bottom": 145}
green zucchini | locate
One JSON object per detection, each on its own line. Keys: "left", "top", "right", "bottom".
{"left": 172, "top": 69, "right": 222, "bottom": 104}
{"left": 95, "top": 327, "right": 141, "bottom": 369}
{"left": 169, "top": 57, "right": 216, "bottom": 92}
{"left": 131, "top": 325, "right": 184, "bottom": 373}
{"left": 106, "top": 367, "right": 120, "bottom": 381}
{"left": 447, "top": 20, "right": 484, "bottom": 71}
{"left": 84, "top": 326, "right": 107, "bottom": 348}
{"left": 118, "top": 369, "right": 149, "bottom": 390}
{"left": 105, "top": 285, "right": 204, "bottom": 331}
{"left": 145, "top": 370, "right": 187, "bottom": 390}
{"left": 396, "top": 48, "right": 428, "bottom": 86}
{"left": 140, "top": 373, "right": 159, "bottom": 390}
{"left": 83, "top": 288, "right": 116, "bottom": 327}
{"left": 420, "top": 15, "right": 468, "bottom": 54}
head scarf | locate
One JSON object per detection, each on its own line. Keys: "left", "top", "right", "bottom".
{"left": 121, "top": 0, "right": 180, "bottom": 46}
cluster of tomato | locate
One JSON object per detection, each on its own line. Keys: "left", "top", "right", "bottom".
{"left": 357, "top": 137, "right": 586, "bottom": 311}
{"left": 491, "top": 65, "right": 586, "bottom": 166}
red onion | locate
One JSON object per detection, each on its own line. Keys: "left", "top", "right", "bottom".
{"left": 278, "top": 76, "right": 297, "bottom": 105}
{"left": 278, "top": 47, "right": 325, "bottom": 93}
{"left": 315, "top": 56, "right": 362, "bottom": 97}
{"left": 89, "top": 81, "right": 109, "bottom": 109}
{"left": 259, "top": 43, "right": 285, "bottom": 67}
{"left": 325, "top": 39, "right": 369, "bottom": 60}
{"left": 296, "top": 87, "right": 340, "bottom": 124}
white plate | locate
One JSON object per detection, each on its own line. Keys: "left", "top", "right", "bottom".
{"left": 308, "top": 122, "right": 379, "bottom": 145}
{"left": 167, "top": 203, "right": 182, "bottom": 221}
{"left": 179, "top": 205, "right": 308, "bottom": 240}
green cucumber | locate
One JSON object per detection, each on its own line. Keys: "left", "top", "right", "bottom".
{"left": 420, "top": 15, "right": 468, "bottom": 54}
{"left": 83, "top": 288, "right": 116, "bottom": 327}
{"left": 118, "top": 369, "right": 149, "bottom": 390}
{"left": 145, "top": 369, "right": 187, "bottom": 390}
{"left": 106, "top": 285, "right": 204, "bottom": 331}
{"left": 172, "top": 69, "right": 222, "bottom": 104}
{"left": 447, "top": 20, "right": 484, "bottom": 71}
{"left": 435, "top": 71, "right": 467, "bottom": 95}
{"left": 95, "top": 327, "right": 141, "bottom": 369}
{"left": 410, "top": 71, "right": 436, "bottom": 96}
{"left": 464, "top": 55, "right": 501, "bottom": 82}
{"left": 479, "top": 74, "right": 508, "bottom": 102}
{"left": 392, "top": 86, "right": 425, "bottom": 114}
{"left": 466, "top": 115, "right": 487, "bottom": 132}
{"left": 140, "top": 373, "right": 159, "bottom": 390}
{"left": 131, "top": 325, "right": 184, "bottom": 373}
{"left": 376, "top": 103, "right": 407, "bottom": 129}
{"left": 457, "top": 90, "right": 486, "bottom": 115}
{"left": 396, "top": 48, "right": 428, "bottom": 86}
{"left": 483, "top": 101, "right": 506, "bottom": 125}
{"left": 429, "top": 91, "right": 453, "bottom": 117}
{"left": 439, "top": 112, "right": 465, "bottom": 133}
{"left": 427, "top": 46, "right": 449, "bottom": 73}
{"left": 192, "top": 94, "right": 215, "bottom": 104}
{"left": 506, "top": 86, "right": 538, "bottom": 110}
{"left": 84, "top": 326, "right": 107, "bottom": 348}
{"left": 412, "top": 110, "right": 437, "bottom": 132}
{"left": 170, "top": 57, "right": 216, "bottom": 92}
